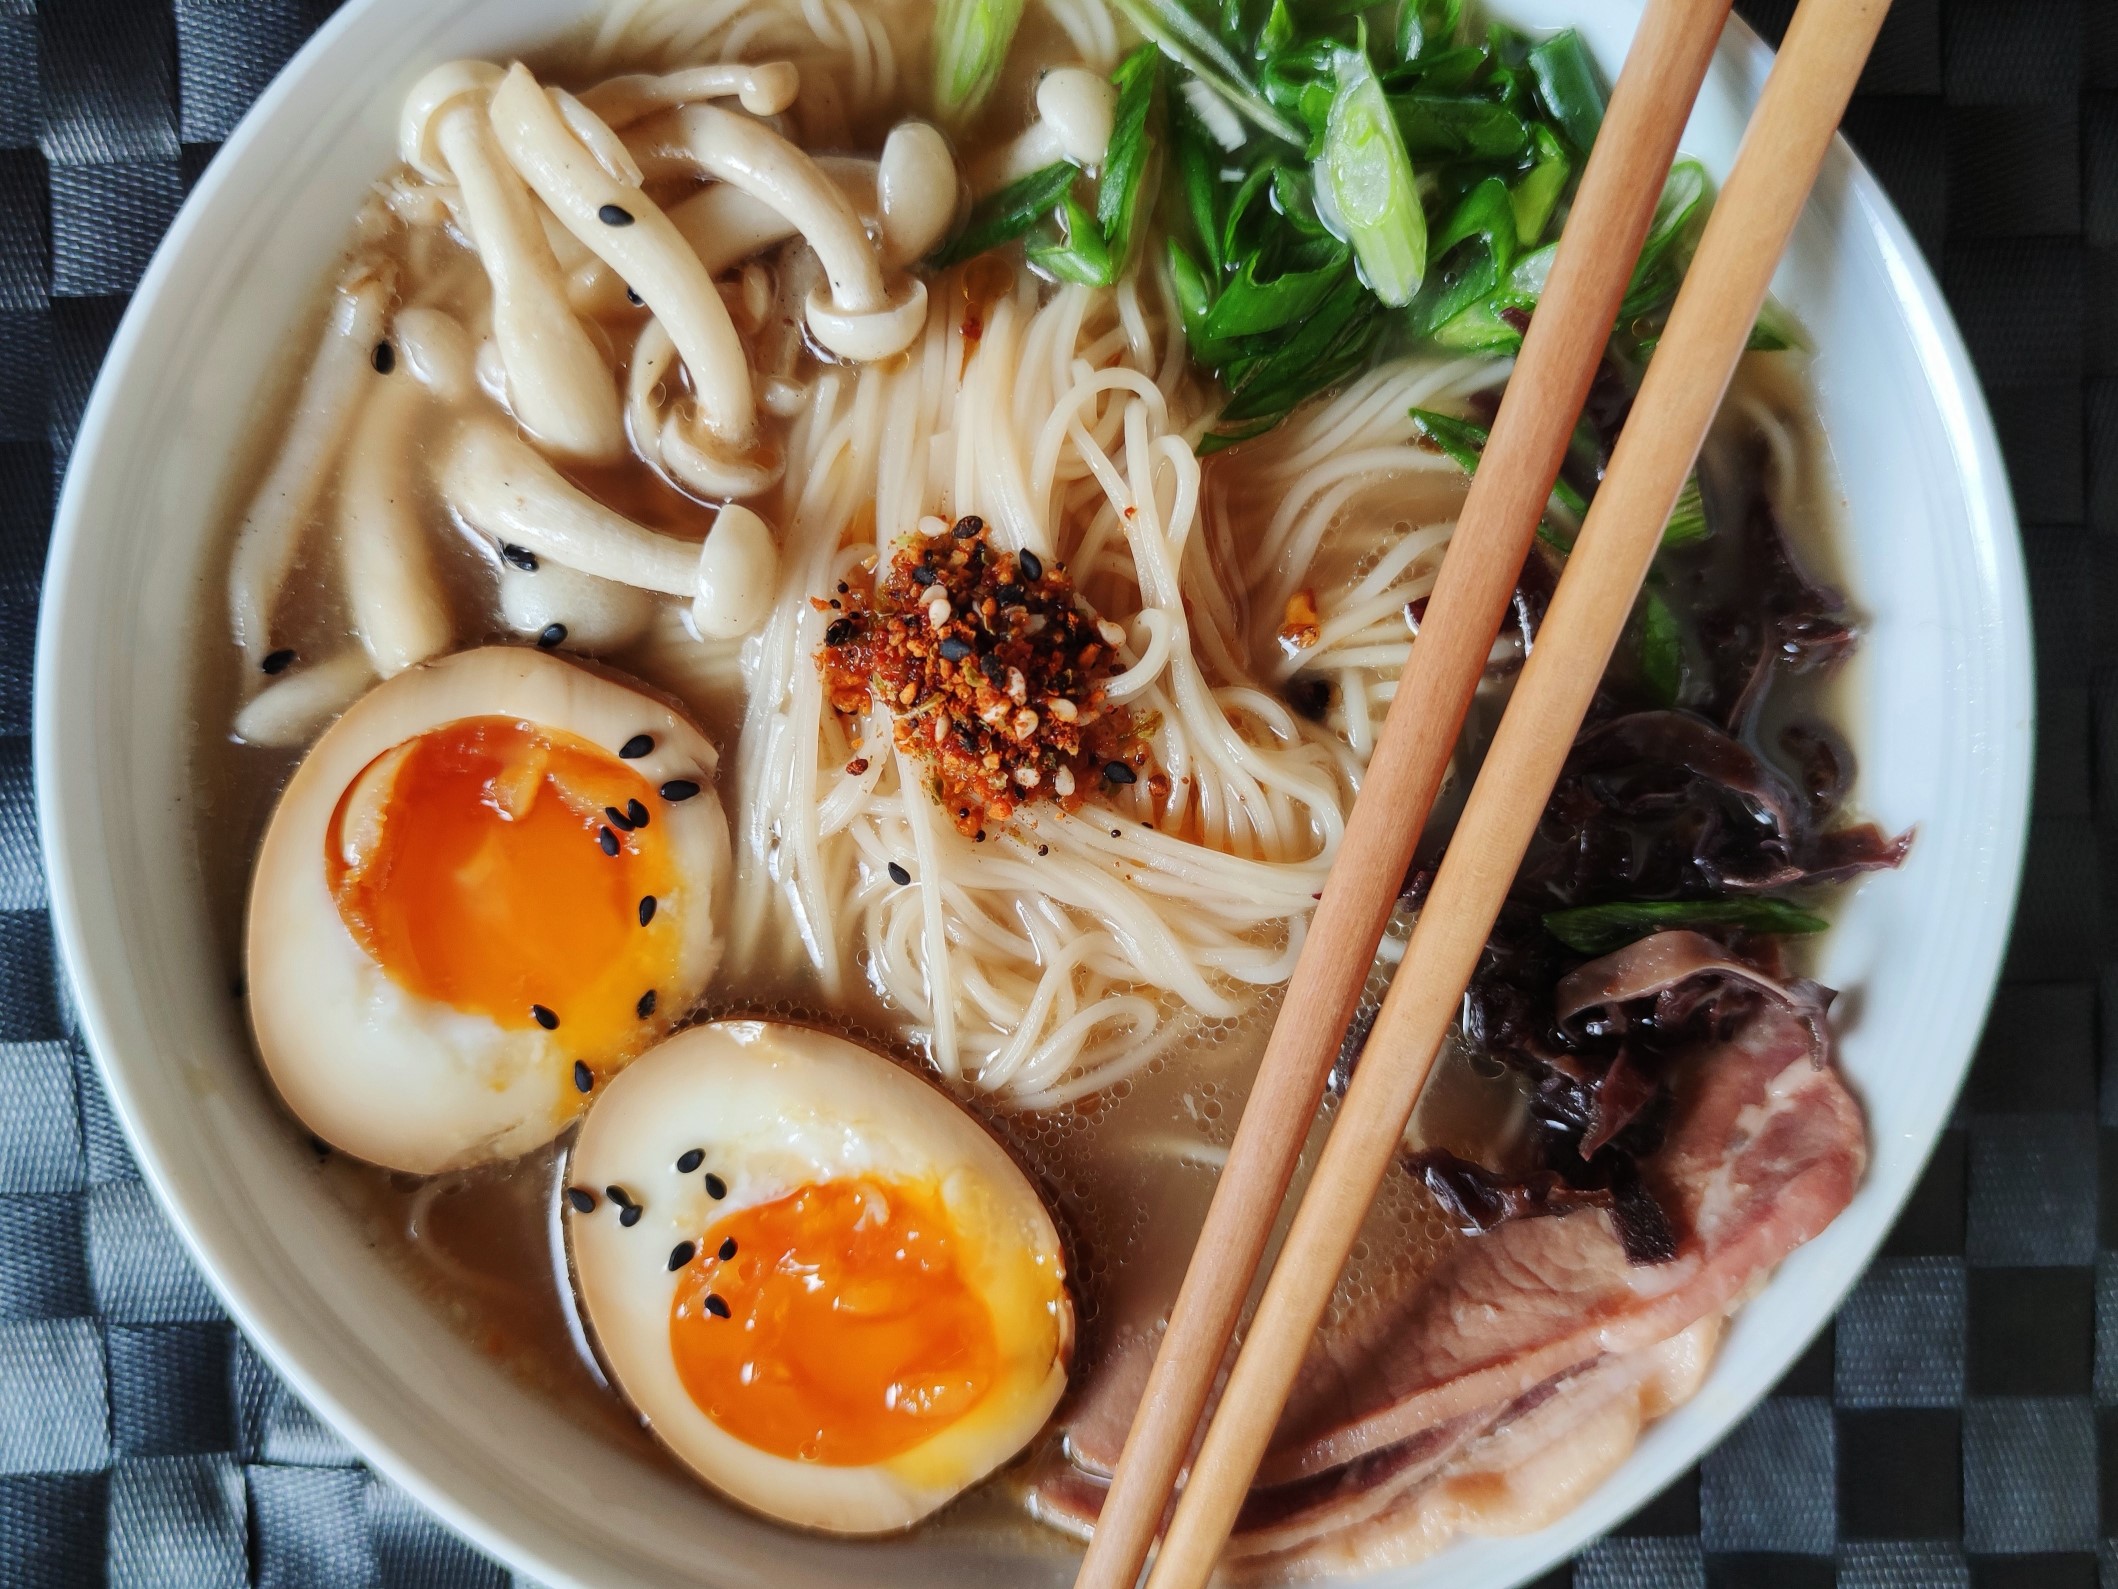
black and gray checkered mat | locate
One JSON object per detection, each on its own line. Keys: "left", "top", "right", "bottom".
{"left": 0, "top": 0, "right": 2100, "bottom": 1583}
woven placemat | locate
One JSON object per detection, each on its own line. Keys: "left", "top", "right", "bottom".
{"left": 1, "top": 0, "right": 2099, "bottom": 1584}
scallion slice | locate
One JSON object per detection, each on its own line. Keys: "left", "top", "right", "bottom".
{"left": 1318, "top": 47, "right": 1426, "bottom": 308}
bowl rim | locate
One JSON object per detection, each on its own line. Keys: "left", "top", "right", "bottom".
{"left": 33, "top": 4, "right": 2032, "bottom": 1586}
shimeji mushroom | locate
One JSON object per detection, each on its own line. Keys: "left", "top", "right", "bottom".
{"left": 625, "top": 102, "right": 929, "bottom": 362}
{"left": 399, "top": 62, "right": 624, "bottom": 461}
{"left": 972, "top": 66, "right": 1115, "bottom": 194}
{"left": 227, "top": 262, "right": 391, "bottom": 677}
{"left": 692, "top": 504, "right": 779, "bottom": 640}
{"left": 486, "top": 64, "right": 779, "bottom": 499}
{"left": 389, "top": 306, "right": 478, "bottom": 404}
{"left": 439, "top": 418, "right": 702, "bottom": 596}
{"left": 577, "top": 62, "right": 801, "bottom": 128}
{"left": 233, "top": 650, "right": 377, "bottom": 748}
{"left": 338, "top": 353, "right": 452, "bottom": 677}
{"left": 495, "top": 557, "right": 658, "bottom": 654}
{"left": 874, "top": 123, "right": 959, "bottom": 268}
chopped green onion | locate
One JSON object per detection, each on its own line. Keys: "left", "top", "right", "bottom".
{"left": 1748, "top": 295, "right": 1804, "bottom": 351}
{"left": 1510, "top": 123, "right": 1569, "bottom": 245}
{"left": 1661, "top": 473, "right": 1709, "bottom": 547}
{"left": 1621, "top": 159, "right": 1709, "bottom": 320}
{"left": 1415, "top": 175, "right": 1517, "bottom": 332}
{"left": 1110, "top": 0, "right": 1306, "bottom": 145}
{"left": 1543, "top": 896, "right": 1831, "bottom": 955}
{"left": 1636, "top": 587, "right": 1682, "bottom": 705}
{"left": 928, "top": 161, "right": 1078, "bottom": 268}
{"left": 1388, "top": 94, "right": 1528, "bottom": 160}
{"left": 1028, "top": 192, "right": 1114, "bottom": 285}
{"left": 933, "top": 0, "right": 1026, "bottom": 121}
{"left": 1095, "top": 45, "right": 1162, "bottom": 281}
{"left": 1410, "top": 405, "right": 1585, "bottom": 519}
{"left": 1527, "top": 28, "right": 1605, "bottom": 152}
{"left": 1395, "top": 0, "right": 1464, "bottom": 62}
{"left": 1319, "top": 47, "right": 1427, "bottom": 307}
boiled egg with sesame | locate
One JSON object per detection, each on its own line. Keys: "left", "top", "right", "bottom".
{"left": 246, "top": 646, "right": 729, "bottom": 1174}
{"left": 565, "top": 1020, "right": 1073, "bottom": 1534}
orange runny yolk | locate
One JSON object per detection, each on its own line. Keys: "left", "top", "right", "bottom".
{"left": 670, "top": 1177, "right": 1001, "bottom": 1465}
{"left": 326, "top": 716, "right": 679, "bottom": 1068}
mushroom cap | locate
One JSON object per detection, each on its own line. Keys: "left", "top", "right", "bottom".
{"left": 1035, "top": 66, "right": 1117, "bottom": 169}
{"left": 693, "top": 504, "right": 779, "bottom": 640}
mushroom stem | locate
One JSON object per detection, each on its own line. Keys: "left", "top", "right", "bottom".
{"left": 630, "top": 104, "right": 928, "bottom": 360}
{"left": 566, "top": 182, "right": 803, "bottom": 318}
{"left": 340, "top": 369, "right": 453, "bottom": 677}
{"left": 432, "top": 101, "right": 625, "bottom": 459}
{"left": 228, "top": 263, "right": 390, "bottom": 668}
{"left": 390, "top": 306, "right": 478, "bottom": 404}
{"left": 440, "top": 418, "right": 702, "bottom": 597}
{"left": 578, "top": 63, "right": 801, "bottom": 129}
{"left": 496, "top": 557, "right": 658, "bottom": 654}
{"left": 233, "top": 650, "right": 377, "bottom": 748}
{"left": 487, "top": 64, "right": 758, "bottom": 450}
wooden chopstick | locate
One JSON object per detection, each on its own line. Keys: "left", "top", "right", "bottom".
{"left": 1131, "top": 1, "right": 1892, "bottom": 1582}
{"left": 1069, "top": 4, "right": 1731, "bottom": 1585}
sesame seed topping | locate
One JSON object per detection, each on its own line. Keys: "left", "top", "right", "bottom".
{"left": 938, "top": 635, "right": 972, "bottom": 662}
{"left": 605, "top": 1185, "right": 634, "bottom": 1208}
{"left": 1018, "top": 549, "right": 1044, "bottom": 580}
{"left": 667, "top": 1240, "right": 696, "bottom": 1271}
{"left": 604, "top": 805, "right": 634, "bottom": 832}
{"left": 638, "top": 895, "right": 656, "bottom": 927}
{"left": 887, "top": 861, "right": 911, "bottom": 886}
{"left": 703, "top": 1293, "right": 731, "bottom": 1318}
{"left": 718, "top": 1237, "right": 737, "bottom": 1261}
{"left": 636, "top": 989, "right": 656, "bottom": 1019}
{"left": 502, "top": 543, "right": 538, "bottom": 571}
{"left": 598, "top": 203, "right": 635, "bottom": 226}
{"left": 371, "top": 341, "right": 395, "bottom": 374}
{"left": 537, "top": 622, "right": 566, "bottom": 649}
{"left": 676, "top": 1148, "right": 704, "bottom": 1173}
{"left": 626, "top": 798, "right": 650, "bottom": 828}
{"left": 1103, "top": 761, "right": 1137, "bottom": 785}
{"left": 619, "top": 734, "right": 654, "bottom": 759}
{"left": 531, "top": 1003, "right": 559, "bottom": 1029}
{"left": 261, "top": 648, "right": 295, "bottom": 676}
{"left": 619, "top": 1205, "right": 642, "bottom": 1227}
{"left": 660, "top": 779, "right": 700, "bottom": 802}
{"left": 625, "top": 285, "right": 642, "bottom": 305}
{"left": 704, "top": 1173, "right": 727, "bottom": 1199}
{"left": 574, "top": 1061, "right": 593, "bottom": 1093}
{"left": 598, "top": 826, "right": 620, "bottom": 856}
{"left": 565, "top": 1186, "right": 596, "bottom": 1214}
{"left": 952, "top": 515, "right": 983, "bottom": 539}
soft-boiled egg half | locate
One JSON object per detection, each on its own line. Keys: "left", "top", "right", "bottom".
{"left": 567, "top": 1020, "right": 1074, "bottom": 1534}
{"left": 247, "top": 646, "right": 729, "bottom": 1173}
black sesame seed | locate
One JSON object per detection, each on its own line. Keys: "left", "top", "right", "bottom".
{"left": 887, "top": 861, "right": 911, "bottom": 886}
{"left": 619, "top": 734, "right": 654, "bottom": 759}
{"left": 619, "top": 1204, "right": 643, "bottom": 1227}
{"left": 261, "top": 648, "right": 296, "bottom": 676}
{"left": 937, "top": 636, "right": 972, "bottom": 662}
{"left": 574, "top": 1061, "right": 593, "bottom": 1093}
{"left": 537, "top": 622, "right": 567, "bottom": 649}
{"left": 307, "top": 1134, "right": 331, "bottom": 1158}
{"left": 636, "top": 989, "right": 657, "bottom": 1019}
{"left": 1018, "top": 549, "right": 1044, "bottom": 580}
{"left": 660, "top": 779, "right": 700, "bottom": 802}
{"left": 565, "top": 1186, "right": 597, "bottom": 1214}
{"left": 676, "top": 1148, "right": 704, "bottom": 1174}
{"left": 598, "top": 826, "right": 620, "bottom": 856}
{"left": 996, "top": 583, "right": 1024, "bottom": 605}
{"left": 822, "top": 617, "right": 855, "bottom": 646}
{"left": 598, "top": 203, "right": 635, "bottom": 226}
{"left": 952, "top": 515, "right": 983, "bottom": 539}
{"left": 372, "top": 341, "right": 395, "bottom": 374}
{"left": 604, "top": 804, "right": 634, "bottom": 832}
{"left": 638, "top": 895, "right": 657, "bottom": 927}
{"left": 704, "top": 1172, "right": 728, "bottom": 1199}
{"left": 626, "top": 798, "right": 650, "bottom": 828}
{"left": 1103, "top": 761, "right": 1138, "bottom": 785}
{"left": 605, "top": 1184, "right": 634, "bottom": 1208}
{"left": 911, "top": 564, "right": 938, "bottom": 587}
{"left": 625, "top": 285, "right": 643, "bottom": 305}
{"left": 718, "top": 1237, "right": 737, "bottom": 1261}
{"left": 531, "top": 1003, "right": 559, "bottom": 1030}
{"left": 979, "top": 653, "right": 1010, "bottom": 687}
{"left": 1037, "top": 844, "right": 1050, "bottom": 856}
{"left": 667, "top": 1240, "right": 696, "bottom": 1271}
{"left": 703, "top": 1293, "right": 731, "bottom": 1318}
{"left": 501, "top": 543, "right": 538, "bottom": 572}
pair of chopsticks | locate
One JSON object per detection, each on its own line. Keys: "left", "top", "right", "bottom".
{"left": 1075, "top": 0, "right": 1894, "bottom": 1584}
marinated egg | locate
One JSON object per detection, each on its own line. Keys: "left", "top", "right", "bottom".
{"left": 566, "top": 1020, "right": 1073, "bottom": 1534}
{"left": 246, "top": 646, "right": 729, "bottom": 1173}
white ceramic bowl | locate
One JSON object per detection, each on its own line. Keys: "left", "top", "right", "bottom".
{"left": 35, "top": 2, "right": 2030, "bottom": 1585}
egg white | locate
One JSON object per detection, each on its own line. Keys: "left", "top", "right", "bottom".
{"left": 566, "top": 1020, "right": 1074, "bottom": 1535}
{"left": 246, "top": 645, "right": 730, "bottom": 1174}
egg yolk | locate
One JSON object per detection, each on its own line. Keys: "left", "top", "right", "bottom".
{"left": 326, "top": 716, "right": 679, "bottom": 1065}
{"left": 670, "top": 1177, "right": 1000, "bottom": 1465}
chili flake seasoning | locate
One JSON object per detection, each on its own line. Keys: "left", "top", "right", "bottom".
{"left": 816, "top": 516, "right": 1144, "bottom": 836}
